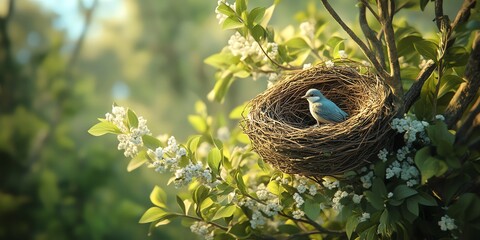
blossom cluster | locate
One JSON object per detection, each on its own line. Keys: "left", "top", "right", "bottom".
{"left": 106, "top": 105, "right": 151, "bottom": 158}
{"left": 438, "top": 214, "right": 457, "bottom": 231}
{"left": 227, "top": 32, "right": 278, "bottom": 62}
{"left": 190, "top": 221, "right": 214, "bottom": 240}
{"left": 391, "top": 115, "right": 430, "bottom": 146}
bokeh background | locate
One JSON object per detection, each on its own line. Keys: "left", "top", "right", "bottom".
{"left": 0, "top": 0, "right": 460, "bottom": 239}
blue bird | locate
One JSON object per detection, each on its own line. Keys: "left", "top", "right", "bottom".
{"left": 302, "top": 88, "right": 348, "bottom": 125}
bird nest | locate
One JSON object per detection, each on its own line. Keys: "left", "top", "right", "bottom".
{"left": 242, "top": 62, "right": 396, "bottom": 176}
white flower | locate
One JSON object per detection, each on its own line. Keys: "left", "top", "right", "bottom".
{"left": 352, "top": 194, "right": 363, "bottom": 204}
{"left": 293, "top": 193, "right": 304, "bottom": 207}
{"left": 217, "top": 126, "right": 230, "bottom": 142}
{"left": 292, "top": 209, "right": 305, "bottom": 219}
{"left": 338, "top": 50, "right": 347, "bottom": 59}
{"left": 438, "top": 215, "right": 457, "bottom": 231}
{"left": 308, "top": 185, "right": 317, "bottom": 196}
{"left": 435, "top": 114, "right": 445, "bottom": 121}
{"left": 250, "top": 210, "right": 266, "bottom": 229}
{"left": 332, "top": 190, "right": 348, "bottom": 210}
{"left": 322, "top": 177, "right": 339, "bottom": 190}
{"left": 360, "top": 171, "right": 374, "bottom": 189}
{"left": 378, "top": 148, "right": 388, "bottom": 162}
{"left": 387, "top": 192, "right": 393, "bottom": 198}
{"left": 325, "top": 60, "right": 334, "bottom": 68}
{"left": 299, "top": 21, "right": 315, "bottom": 39}
{"left": 303, "top": 63, "right": 312, "bottom": 70}
{"left": 190, "top": 221, "right": 214, "bottom": 240}
{"left": 359, "top": 212, "right": 370, "bottom": 222}
{"left": 296, "top": 179, "right": 307, "bottom": 194}
{"left": 361, "top": 60, "right": 371, "bottom": 67}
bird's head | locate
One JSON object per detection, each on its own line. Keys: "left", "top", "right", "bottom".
{"left": 302, "top": 88, "right": 324, "bottom": 102}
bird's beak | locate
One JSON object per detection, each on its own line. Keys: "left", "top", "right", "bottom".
{"left": 301, "top": 95, "right": 307, "bottom": 99}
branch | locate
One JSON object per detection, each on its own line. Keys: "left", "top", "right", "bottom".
{"left": 361, "top": 0, "right": 380, "bottom": 22}
{"left": 451, "top": 0, "right": 476, "bottom": 29}
{"left": 455, "top": 97, "right": 480, "bottom": 149}
{"left": 377, "top": 0, "right": 403, "bottom": 98}
{"left": 319, "top": 0, "right": 388, "bottom": 80}
{"left": 434, "top": 0, "right": 444, "bottom": 30}
{"left": 403, "top": 60, "right": 436, "bottom": 112}
{"left": 445, "top": 33, "right": 480, "bottom": 128}
{"left": 359, "top": 2, "right": 386, "bottom": 69}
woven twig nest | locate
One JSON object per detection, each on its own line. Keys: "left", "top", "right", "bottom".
{"left": 242, "top": 62, "right": 396, "bottom": 176}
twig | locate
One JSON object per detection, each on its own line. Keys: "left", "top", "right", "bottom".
{"left": 445, "top": 33, "right": 480, "bottom": 127}
{"left": 451, "top": 0, "right": 476, "bottom": 29}
{"left": 358, "top": 2, "right": 385, "bottom": 69}
{"left": 177, "top": 214, "right": 228, "bottom": 231}
{"left": 377, "top": 0, "right": 403, "bottom": 98}
{"left": 434, "top": 0, "right": 444, "bottom": 30}
{"left": 285, "top": 231, "right": 323, "bottom": 240}
{"left": 319, "top": 0, "right": 388, "bottom": 81}
{"left": 360, "top": 0, "right": 380, "bottom": 22}
{"left": 455, "top": 97, "right": 480, "bottom": 149}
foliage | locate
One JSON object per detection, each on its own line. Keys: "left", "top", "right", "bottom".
{"left": 90, "top": 0, "right": 480, "bottom": 239}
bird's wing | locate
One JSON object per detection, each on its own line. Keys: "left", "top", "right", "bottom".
{"left": 316, "top": 100, "right": 348, "bottom": 123}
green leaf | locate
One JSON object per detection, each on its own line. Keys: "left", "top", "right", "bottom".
{"left": 420, "top": 0, "right": 430, "bottom": 11}
{"left": 228, "top": 221, "right": 251, "bottom": 238}
{"left": 439, "top": 75, "right": 465, "bottom": 98}
{"left": 413, "top": 40, "right": 438, "bottom": 61}
{"left": 139, "top": 207, "right": 167, "bottom": 223}
{"left": 222, "top": 16, "right": 244, "bottom": 30}
{"left": 249, "top": 7, "right": 266, "bottom": 25}
{"left": 187, "top": 135, "right": 202, "bottom": 154}
{"left": 212, "top": 205, "right": 237, "bottom": 220}
{"left": 127, "top": 151, "right": 147, "bottom": 172}
{"left": 426, "top": 122, "right": 455, "bottom": 158}
{"left": 393, "top": 185, "right": 417, "bottom": 200}
{"left": 235, "top": 172, "right": 248, "bottom": 195}
{"left": 235, "top": 0, "right": 247, "bottom": 14}
{"left": 229, "top": 103, "right": 247, "bottom": 119}
{"left": 208, "top": 73, "right": 234, "bottom": 103}
{"left": 216, "top": 2, "right": 236, "bottom": 17}
{"left": 372, "top": 178, "right": 387, "bottom": 197}
{"left": 415, "top": 147, "right": 448, "bottom": 184}
{"left": 127, "top": 109, "right": 138, "bottom": 128}
{"left": 304, "top": 198, "right": 321, "bottom": 220}
{"left": 176, "top": 195, "right": 186, "bottom": 214}
{"left": 88, "top": 121, "right": 121, "bottom": 136}
{"left": 378, "top": 209, "right": 390, "bottom": 235}
{"left": 188, "top": 115, "right": 208, "bottom": 133}
{"left": 142, "top": 135, "right": 161, "bottom": 149}
{"left": 251, "top": 24, "right": 266, "bottom": 41}
{"left": 207, "top": 148, "right": 222, "bottom": 175}
{"left": 346, "top": 214, "right": 360, "bottom": 239}
{"left": 414, "top": 191, "right": 437, "bottom": 206}
{"left": 406, "top": 198, "right": 419, "bottom": 216}
{"left": 267, "top": 180, "right": 281, "bottom": 195}
{"left": 326, "top": 36, "right": 344, "bottom": 49}
{"left": 260, "top": 4, "right": 275, "bottom": 27}
{"left": 365, "top": 191, "right": 384, "bottom": 210}
{"left": 193, "top": 185, "right": 210, "bottom": 204}
{"left": 150, "top": 186, "right": 167, "bottom": 208}
{"left": 284, "top": 37, "right": 309, "bottom": 49}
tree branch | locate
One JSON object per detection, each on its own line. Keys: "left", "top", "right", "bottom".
{"left": 455, "top": 97, "right": 480, "bottom": 149}
{"left": 451, "top": 0, "right": 476, "bottom": 29}
{"left": 377, "top": 0, "right": 403, "bottom": 99}
{"left": 403, "top": 60, "right": 436, "bottom": 112}
{"left": 319, "top": 0, "right": 388, "bottom": 81}
{"left": 434, "top": 0, "right": 444, "bottom": 30}
{"left": 359, "top": 2, "right": 385, "bottom": 69}
{"left": 445, "top": 33, "right": 480, "bottom": 128}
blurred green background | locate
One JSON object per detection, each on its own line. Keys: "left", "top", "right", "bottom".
{"left": 0, "top": 0, "right": 459, "bottom": 239}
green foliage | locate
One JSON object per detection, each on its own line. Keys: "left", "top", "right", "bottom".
{"left": 89, "top": 0, "right": 480, "bottom": 240}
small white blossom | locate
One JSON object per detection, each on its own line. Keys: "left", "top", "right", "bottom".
{"left": 296, "top": 179, "right": 308, "bottom": 194}
{"left": 387, "top": 192, "right": 393, "bottom": 198}
{"left": 215, "top": 1, "right": 235, "bottom": 25}
{"left": 332, "top": 190, "right": 349, "bottom": 210}
{"left": 325, "top": 60, "right": 334, "bottom": 68}
{"left": 338, "top": 50, "right": 347, "bottom": 59}
{"left": 435, "top": 114, "right": 445, "bottom": 121}
{"left": 250, "top": 210, "right": 266, "bottom": 229}
{"left": 292, "top": 209, "right": 305, "bottom": 219}
{"left": 322, "top": 177, "right": 339, "bottom": 190}
{"left": 303, "top": 63, "right": 312, "bottom": 70}
{"left": 217, "top": 126, "right": 230, "bottom": 142}
{"left": 190, "top": 221, "right": 214, "bottom": 240}
{"left": 378, "top": 148, "right": 388, "bottom": 162}
{"left": 438, "top": 215, "right": 457, "bottom": 231}
{"left": 359, "top": 212, "right": 370, "bottom": 222}
{"left": 353, "top": 194, "right": 363, "bottom": 204}
{"left": 299, "top": 21, "right": 315, "bottom": 39}
{"left": 360, "top": 171, "right": 374, "bottom": 189}
{"left": 308, "top": 185, "right": 317, "bottom": 196}
{"left": 293, "top": 193, "right": 304, "bottom": 207}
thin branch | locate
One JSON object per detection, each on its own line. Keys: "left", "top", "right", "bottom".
{"left": 359, "top": 2, "right": 385, "bottom": 69}
{"left": 451, "top": 0, "right": 476, "bottom": 29}
{"left": 403, "top": 60, "right": 436, "bottom": 112}
{"left": 377, "top": 0, "right": 403, "bottom": 98}
{"left": 445, "top": 33, "right": 480, "bottom": 128}
{"left": 434, "top": 0, "right": 444, "bottom": 30}
{"left": 360, "top": 0, "right": 380, "bottom": 22}
{"left": 455, "top": 97, "right": 480, "bottom": 149}
{"left": 176, "top": 214, "right": 229, "bottom": 231}
{"left": 285, "top": 231, "right": 323, "bottom": 240}
{"left": 320, "top": 0, "right": 388, "bottom": 80}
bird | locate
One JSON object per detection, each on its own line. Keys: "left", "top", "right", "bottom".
{"left": 302, "top": 88, "right": 348, "bottom": 125}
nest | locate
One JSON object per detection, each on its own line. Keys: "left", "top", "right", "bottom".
{"left": 242, "top": 62, "right": 396, "bottom": 176}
